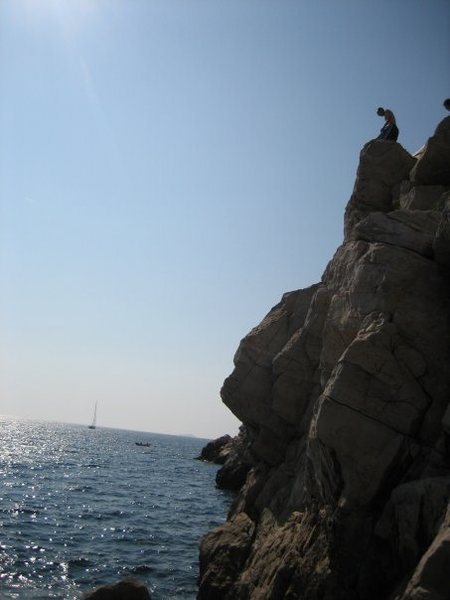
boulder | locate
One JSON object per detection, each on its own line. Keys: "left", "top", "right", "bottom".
{"left": 215, "top": 426, "right": 254, "bottom": 491}
{"left": 221, "top": 285, "right": 319, "bottom": 464}
{"left": 375, "top": 478, "right": 450, "bottom": 572}
{"left": 198, "top": 512, "right": 256, "bottom": 600}
{"left": 82, "top": 578, "right": 151, "bottom": 600}
{"left": 272, "top": 286, "right": 329, "bottom": 430}
{"left": 394, "top": 502, "right": 450, "bottom": 600}
{"left": 410, "top": 116, "right": 450, "bottom": 185}
{"left": 352, "top": 210, "right": 439, "bottom": 257}
{"left": 215, "top": 456, "right": 251, "bottom": 491}
{"left": 197, "top": 434, "right": 233, "bottom": 464}
{"left": 344, "top": 140, "right": 415, "bottom": 238}
{"left": 399, "top": 185, "right": 447, "bottom": 210}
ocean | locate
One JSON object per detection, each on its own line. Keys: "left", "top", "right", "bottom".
{"left": 0, "top": 417, "right": 232, "bottom": 599}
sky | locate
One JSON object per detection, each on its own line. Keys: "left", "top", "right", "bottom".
{"left": 0, "top": 0, "right": 449, "bottom": 439}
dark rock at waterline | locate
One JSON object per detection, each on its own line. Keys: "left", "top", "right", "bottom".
{"left": 198, "top": 512, "right": 256, "bottom": 600}
{"left": 215, "top": 426, "right": 254, "bottom": 491}
{"left": 197, "top": 434, "right": 233, "bottom": 464}
{"left": 198, "top": 427, "right": 255, "bottom": 492}
{"left": 82, "top": 578, "right": 151, "bottom": 600}
{"left": 215, "top": 453, "right": 251, "bottom": 491}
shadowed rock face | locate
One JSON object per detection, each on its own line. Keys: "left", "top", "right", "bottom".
{"left": 198, "top": 120, "right": 450, "bottom": 600}
{"left": 197, "top": 434, "right": 233, "bottom": 464}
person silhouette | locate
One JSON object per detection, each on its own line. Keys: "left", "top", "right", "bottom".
{"left": 376, "top": 107, "right": 399, "bottom": 141}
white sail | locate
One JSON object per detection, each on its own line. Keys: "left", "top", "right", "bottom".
{"left": 88, "top": 401, "right": 97, "bottom": 429}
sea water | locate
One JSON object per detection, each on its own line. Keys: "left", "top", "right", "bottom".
{"left": 0, "top": 417, "right": 232, "bottom": 599}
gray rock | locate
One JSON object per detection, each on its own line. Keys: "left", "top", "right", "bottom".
{"left": 344, "top": 140, "right": 415, "bottom": 238}
{"left": 197, "top": 434, "right": 233, "bottom": 464}
{"left": 394, "top": 502, "right": 450, "bottom": 600}
{"left": 199, "top": 119, "right": 450, "bottom": 600}
{"left": 312, "top": 392, "right": 412, "bottom": 507}
{"left": 410, "top": 116, "right": 450, "bottom": 185}
{"left": 375, "top": 478, "right": 450, "bottom": 568}
{"left": 353, "top": 210, "right": 439, "bottom": 256}
{"left": 198, "top": 512, "right": 256, "bottom": 600}
{"left": 272, "top": 286, "right": 329, "bottom": 430}
{"left": 433, "top": 193, "right": 450, "bottom": 267}
{"left": 215, "top": 426, "right": 254, "bottom": 490}
{"left": 399, "top": 185, "right": 447, "bottom": 210}
{"left": 221, "top": 285, "right": 319, "bottom": 463}
{"left": 82, "top": 578, "right": 151, "bottom": 599}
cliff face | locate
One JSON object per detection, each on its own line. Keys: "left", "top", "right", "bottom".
{"left": 198, "top": 117, "right": 450, "bottom": 600}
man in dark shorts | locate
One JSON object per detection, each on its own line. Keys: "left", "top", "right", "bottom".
{"left": 376, "top": 107, "right": 399, "bottom": 141}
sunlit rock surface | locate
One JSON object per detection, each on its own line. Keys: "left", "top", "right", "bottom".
{"left": 198, "top": 119, "right": 450, "bottom": 600}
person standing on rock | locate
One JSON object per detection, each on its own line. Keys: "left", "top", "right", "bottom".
{"left": 376, "top": 107, "right": 399, "bottom": 141}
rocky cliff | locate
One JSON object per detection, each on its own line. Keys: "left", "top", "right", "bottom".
{"left": 198, "top": 117, "right": 450, "bottom": 600}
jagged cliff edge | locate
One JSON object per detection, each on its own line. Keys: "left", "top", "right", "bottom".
{"left": 198, "top": 117, "right": 450, "bottom": 600}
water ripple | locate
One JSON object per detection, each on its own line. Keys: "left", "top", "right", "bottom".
{"left": 0, "top": 417, "right": 231, "bottom": 599}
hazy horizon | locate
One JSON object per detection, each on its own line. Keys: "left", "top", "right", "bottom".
{"left": 0, "top": 412, "right": 212, "bottom": 440}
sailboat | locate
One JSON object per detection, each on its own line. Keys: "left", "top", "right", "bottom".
{"left": 88, "top": 401, "right": 97, "bottom": 430}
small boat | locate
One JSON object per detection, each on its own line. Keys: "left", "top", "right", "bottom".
{"left": 88, "top": 401, "right": 98, "bottom": 430}
{"left": 135, "top": 442, "right": 151, "bottom": 447}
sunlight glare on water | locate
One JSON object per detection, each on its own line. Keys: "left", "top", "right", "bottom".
{"left": 0, "top": 417, "right": 232, "bottom": 599}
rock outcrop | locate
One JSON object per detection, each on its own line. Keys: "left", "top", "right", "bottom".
{"left": 198, "top": 427, "right": 255, "bottom": 491}
{"left": 198, "top": 434, "right": 234, "bottom": 464}
{"left": 198, "top": 119, "right": 450, "bottom": 599}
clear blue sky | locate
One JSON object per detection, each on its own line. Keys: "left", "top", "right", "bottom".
{"left": 1, "top": 0, "right": 449, "bottom": 438}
